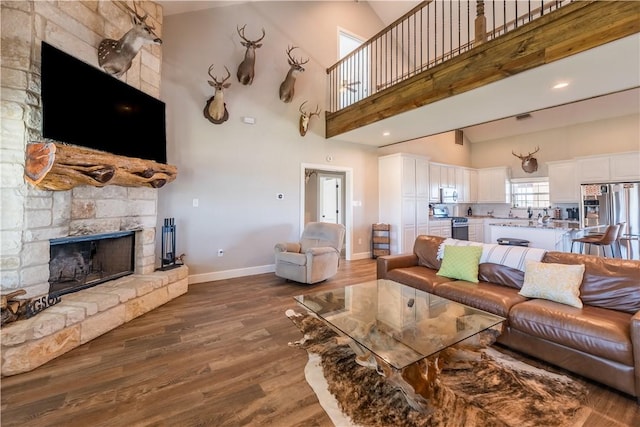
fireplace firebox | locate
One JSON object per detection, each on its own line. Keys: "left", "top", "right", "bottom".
{"left": 48, "top": 231, "right": 135, "bottom": 296}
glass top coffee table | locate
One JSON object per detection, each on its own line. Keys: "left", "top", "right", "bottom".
{"left": 294, "top": 279, "right": 505, "bottom": 411}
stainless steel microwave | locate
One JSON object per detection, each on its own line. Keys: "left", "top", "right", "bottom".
{"left": 440, "top": 187, "right": 458, "bottom": 203}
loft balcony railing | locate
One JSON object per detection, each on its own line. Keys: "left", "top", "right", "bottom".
{"left": 327, "top": 0, "right": 575, "bottom": 113}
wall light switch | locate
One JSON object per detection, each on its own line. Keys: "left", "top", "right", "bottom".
{"left": 193, "top": 198, "right": 199, "bottom": 207}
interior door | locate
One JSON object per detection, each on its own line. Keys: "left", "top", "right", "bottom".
{"left": 319, "top": 175, "right": 342, "bottom": 224}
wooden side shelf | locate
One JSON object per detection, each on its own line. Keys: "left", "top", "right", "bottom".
{"left": 372, "top": 223, "right": 390, "bottom": 258}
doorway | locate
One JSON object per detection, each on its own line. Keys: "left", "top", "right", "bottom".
{"left": 301, "top": 164, "right": 352, "bottom": 260}
{"left": 318, "top": 173, "right": 343, "bottom": 224}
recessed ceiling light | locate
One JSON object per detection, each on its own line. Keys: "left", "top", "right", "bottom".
{"left": 553, "top": 82, "right": 569, "bottom": 89}
{"left": 382, "top": 131, "right": 390, "bottom": 136}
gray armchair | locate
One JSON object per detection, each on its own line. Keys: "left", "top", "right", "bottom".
{"left": 274, "top": 222, "right": 346, "bottom": 284}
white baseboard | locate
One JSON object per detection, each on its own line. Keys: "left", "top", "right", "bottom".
{"left": 350, "top": 251, "right": 372, "bottom": 260}
{"left": 189, "top": 264, "right": 275, "bottom": 285}
{"left": 188, "top": 253, "right": 373, "bottom": 285}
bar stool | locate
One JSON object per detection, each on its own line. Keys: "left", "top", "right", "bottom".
{"left": 571, "top": 224, "right": 621, "bottom": 257}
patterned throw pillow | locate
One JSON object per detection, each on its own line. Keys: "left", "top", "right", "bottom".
{"left": 519, "top": 260, "right": 586, "bottom": 308}
{"left": 436, "top": 245, "right": 483, "bottom": 283}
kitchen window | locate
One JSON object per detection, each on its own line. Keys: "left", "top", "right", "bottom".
{"left": 511, "top": 178, "right": 550, "bottom": 209}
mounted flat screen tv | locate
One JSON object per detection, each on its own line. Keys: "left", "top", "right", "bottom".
{"left": 41, "top": 42, "right": 167, "bottom": 164}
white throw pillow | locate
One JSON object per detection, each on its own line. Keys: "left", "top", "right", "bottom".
{"left": 519, "top": 260, "right": 585, "bottom": 308}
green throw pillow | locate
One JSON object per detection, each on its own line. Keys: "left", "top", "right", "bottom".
{"left": 436, "top": 245, "right": 483, "bottom": 283}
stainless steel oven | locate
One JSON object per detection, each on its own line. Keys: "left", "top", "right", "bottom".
{"left": 451, "top": 217, "right": 469, "bottom": 240}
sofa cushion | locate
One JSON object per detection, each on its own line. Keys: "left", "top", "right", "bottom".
{"left": 437, "top": 245, "right": 483, "bottom": 283}
{"left": 413, "top": 235, "right": 445, "bottom": 270}
{"left": 543, "top": 251, "right": 640, "bottom": 314}
{"left": 519, "top": 260, "right": 585, "bottom": 308}
{"left": 508, "top": 299, "right": 634, "bottom": 366}
{"left": 478, "top": 263, "right": 525, "bottom": 290}
{"left": 480, "top": 244, "right": 546, "bottom": 272}
{"left": 434, "top": 281, "right": 527, "bottom": 318}
{"left": 386, "top": 266, "right": 454, "bottom": 294}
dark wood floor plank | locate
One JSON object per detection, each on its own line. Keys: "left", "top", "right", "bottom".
{"left": 1, "top": 259, "right": 639, "bottom": 426}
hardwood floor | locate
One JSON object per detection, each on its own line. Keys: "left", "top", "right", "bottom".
{"left": 1, "top": 259, "right": 639, "bottom": 426}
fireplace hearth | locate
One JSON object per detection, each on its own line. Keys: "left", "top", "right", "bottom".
{"left": 49, "top": 231, "right": 135, "bottom": 296}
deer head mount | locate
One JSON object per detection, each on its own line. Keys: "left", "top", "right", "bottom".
{"left": 298, "top": 101, "right": 321, "bottom": 136}
{"left": 203, "top": 65, "right": 231, "bottom": 125}
{"left": 236, "top": 25, "right": 265, "bottom": 85}
{"left": 97, "top": 1, "right": 162, "bottom": 78}
{"left": 279, "top": 46, "right": 309, "bottom": 103}
{"left": 512, "top": 147, "right": 540, "bottom": 173}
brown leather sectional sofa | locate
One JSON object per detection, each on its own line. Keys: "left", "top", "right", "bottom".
{"left": 377, "top": 235, "right": 640, "bottom": 400}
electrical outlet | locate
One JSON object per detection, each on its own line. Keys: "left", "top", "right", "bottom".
{"left": 217, "top": 249, "right": 224, "bottom": 257}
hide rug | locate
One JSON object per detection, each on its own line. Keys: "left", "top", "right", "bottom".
{"left": 286, "top": 309, "right": 591, "bottom": 427}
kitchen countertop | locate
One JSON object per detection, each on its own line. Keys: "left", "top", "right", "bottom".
{"left": 489, "top": 221, "right": 580, "bottom": 231}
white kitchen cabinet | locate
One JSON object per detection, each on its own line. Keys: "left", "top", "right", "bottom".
{"left": 576, "top": 156, "right": 611, "bottom": 183}
{"left": 610, "top": 152, "right": 640, "bottom": 181}
{"left": 429, "top": 163, "right": 441, "bottom": 202}
{"left": 441, "top": 165, "right": 456, "bottom": 188}
{"left": 455, "top": 167, "right": 464, "bottom": 201}
{"left": 428, "top": 219, "right": 452, "bottom": 238}
{"left": 456, "top": 168, "right": 477, "bottom": 203}
{"left": 575, "top": 152, "right": 640, "bottom": 183}
{"left": 547, "top": 160, "right": 579, "bottom": 203}
{"left": 379, "top": 153, "right": 430, "bottom": 254}
{"left": 467, "top": 219, "right": 484, "bottom": 242}
{"left": 477, "top": 167, "right": 511, "bottom": 203}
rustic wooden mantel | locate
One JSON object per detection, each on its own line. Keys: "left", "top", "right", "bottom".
{"left": 25, "top": 142, "right": 177, "bottom": 191}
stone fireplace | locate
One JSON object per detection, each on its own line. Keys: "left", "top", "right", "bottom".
{"left": 0, "top": 1, "right": 189, "bottom": 377}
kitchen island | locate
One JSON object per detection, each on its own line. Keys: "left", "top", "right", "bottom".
{"left": 488, "top": 220, "right": 580, "bottom": 251}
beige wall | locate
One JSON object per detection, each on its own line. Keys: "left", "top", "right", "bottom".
{"left": 377, "top": 130, "right": 473, "bottom": 166}
{"left": 470, "top": 114, "right": 640, "bottom": 179}
{"left": 159, "top": 1, "right": 384, "bottom": 280}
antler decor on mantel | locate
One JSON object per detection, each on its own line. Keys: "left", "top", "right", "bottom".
{"left": 97, "top": 1, "right": 162, "bottom": 78}
{"left": 24, "top": 142, "right": 177, "bottom": 191}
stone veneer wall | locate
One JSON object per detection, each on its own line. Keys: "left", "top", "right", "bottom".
{"left": 1, "top": 1, "right": 164, "bottom": 298}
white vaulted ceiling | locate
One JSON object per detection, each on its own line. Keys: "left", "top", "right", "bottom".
{"left": 157, "top": 1, "right": 640, "bottom": 146}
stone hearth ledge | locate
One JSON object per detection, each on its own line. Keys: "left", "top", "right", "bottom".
{"left": 1, "top": 265, "right": 188, "bottom": 376}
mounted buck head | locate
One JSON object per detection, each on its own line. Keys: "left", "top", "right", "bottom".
{"left": 97, "top": 1, "right": 162, "bottom": 78}
{"left": 512, "top": 147, "right": 540, "bottom": 173}
{"left": 279, "top": 46, "right": 309, "bottom": 103}
{"left": 236, "top": 25, "right": 265, "bottom": 85}
{"left": 298, "top": 101, "right": 321, "bottom": 136}
{"left": 203, "top": 65, "right": 231, "bottom": 125}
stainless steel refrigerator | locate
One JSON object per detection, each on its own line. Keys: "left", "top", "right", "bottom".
{"left": 580, "top": 182, "right": 640, "bottom": 259}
